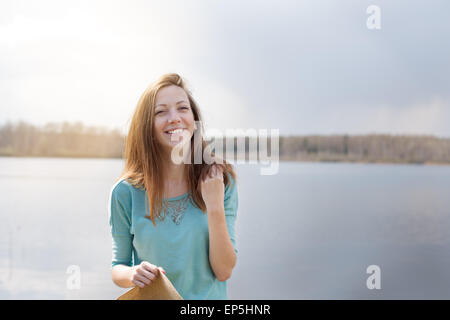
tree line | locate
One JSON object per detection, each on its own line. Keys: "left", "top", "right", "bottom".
{"left": 0, "top": 121, "right": 449, "bottom": 164}
{"left": 0, "top": 121, "right": 125, "bottom": 158}
{"left": 279, "top": 134, "right": 450, "bottom": 164}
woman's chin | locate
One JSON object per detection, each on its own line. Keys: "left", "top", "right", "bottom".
{"left": 160, "top": 140, "right": 186, "bottom": 153}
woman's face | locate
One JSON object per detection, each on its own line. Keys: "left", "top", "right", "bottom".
{"left": 153, "top": 85, "right": 195, "bottom": 154}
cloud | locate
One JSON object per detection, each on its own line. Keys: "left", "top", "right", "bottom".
{"left": 365, "top": 98, "right": 449, "bottom": 137}
{"left": 1, "top": 0, "right": 450, "bottom": 137}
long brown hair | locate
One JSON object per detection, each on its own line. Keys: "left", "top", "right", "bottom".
{"left": 120, "top": 73, "right": 236, "bottom": 226}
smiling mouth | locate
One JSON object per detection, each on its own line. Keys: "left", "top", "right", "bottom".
{"left": 164, "top": 128, "right": 184, "bottom": 134}
{"left": 164, "top": 128, "right": 186, "bottom": 137}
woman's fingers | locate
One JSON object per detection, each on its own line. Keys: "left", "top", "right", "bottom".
{"left": 199, "top": 166, "right": 225, "bottom": 197}
{"left": 200, "top": 167, "right": 224, "bottom": 192}
{"left": 133, "top": 279, "right": 146, "bottom": 288}
{"left": 206, "top": 165, "right": 223, "bottom": 180}
{"left": 136, "top": 274, "right": 151, "bottom": 285}
{"left": 158, "top": 267, "right": 166, "bottom": 275}
{"left": 132, "top": 273, "right": 150, "bottom": 288}
{"left": 213, "top": 167, "right": 223, "bottom": 182}
{"left": 141, "top": 261, "right": 159, "bottom": 275}
{"left": 131, "top": 262, "right": 167, "bottom": 288}
{"left": 207, "top": 166, "right": 214, "bottom": 179}
{"left": 137, "top": 267, "right": 156, "bottom": 281}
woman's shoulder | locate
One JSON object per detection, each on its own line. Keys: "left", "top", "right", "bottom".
{"left": 110, "top": 178, "right": 139, "bottom": 200}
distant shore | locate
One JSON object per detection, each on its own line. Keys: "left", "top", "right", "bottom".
{"left": 1, "top": 154, "right": 449, "bottom": 167}
{"left": 1, "top": 121, "right": 449, "bottom": 166}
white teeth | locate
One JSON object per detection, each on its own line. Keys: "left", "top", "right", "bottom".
{"left": 167, "top": 128, "right": 183, "bottom": 134}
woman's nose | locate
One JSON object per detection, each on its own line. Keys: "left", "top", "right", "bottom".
{"left": 167, "top": 109, "right": 181, "bottom": 123}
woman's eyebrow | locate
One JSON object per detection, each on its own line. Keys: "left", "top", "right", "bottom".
{"left": 156, "top": 100, "right": 187, "bottom": 107}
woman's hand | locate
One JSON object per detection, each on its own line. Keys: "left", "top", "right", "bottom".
{"left": 130, "top": 261, "right": 166, "bottom": 288}
{"left": 200, "top": 165, "right": 225, "bottom": 213}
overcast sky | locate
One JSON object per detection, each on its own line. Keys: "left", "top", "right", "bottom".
{"left": 1, "top": 0, "right": 449, "bottom": 137}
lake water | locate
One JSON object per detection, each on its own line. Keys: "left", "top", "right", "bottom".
{"left": 0, "top": 157, "right": 449, "bottom": 299}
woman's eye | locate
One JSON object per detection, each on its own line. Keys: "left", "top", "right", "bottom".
{"left": 155, "top": 107, "right": 188, "bottom": 115}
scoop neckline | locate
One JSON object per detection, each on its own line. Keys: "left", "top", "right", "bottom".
{"left": 164, "top": 191, "right": 191, "bottom": 201}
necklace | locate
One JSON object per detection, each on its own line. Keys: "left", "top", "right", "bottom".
{"left": 162, "top": 193, "right": 191, "bottom": 225}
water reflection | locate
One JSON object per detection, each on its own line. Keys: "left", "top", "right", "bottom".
{"left": 0, "top": 157, "right": 449, "bottom": 299}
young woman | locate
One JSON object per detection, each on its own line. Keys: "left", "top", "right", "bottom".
{"left": 108, "top": 73, "right": 238, "bottom": 300}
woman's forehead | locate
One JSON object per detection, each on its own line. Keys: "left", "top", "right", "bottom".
{"left": 155, "top": 85, "right": 188, "bottom": 105}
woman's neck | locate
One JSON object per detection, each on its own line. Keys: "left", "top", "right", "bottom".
{"left": 161, "top": 151, "right": 188, "bottom": 189}
{"left": 164, "top": 162, "right": 186, "bottom": 183}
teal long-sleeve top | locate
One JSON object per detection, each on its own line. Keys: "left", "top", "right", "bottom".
{"left": 108, "top": 175, "right": 238, "bottom": 300}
